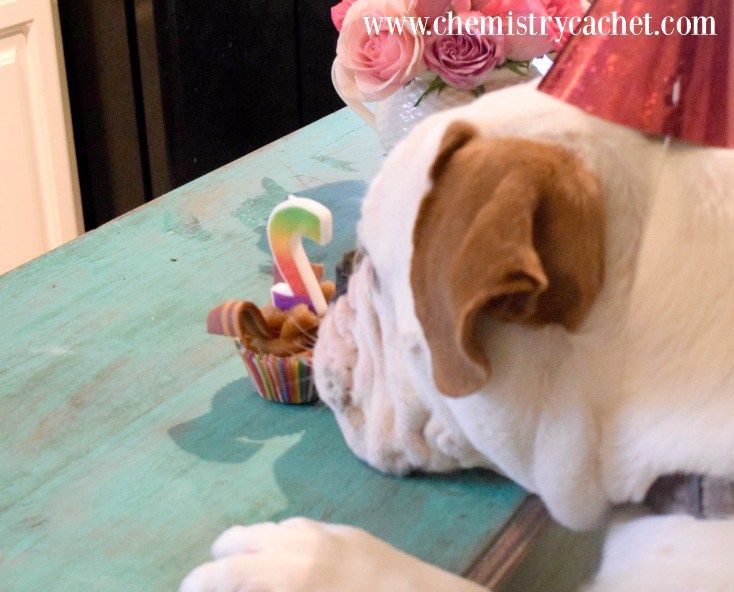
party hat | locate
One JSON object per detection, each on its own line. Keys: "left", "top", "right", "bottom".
{"left": 539, "top": 0, "right": 733, "bottom": 148}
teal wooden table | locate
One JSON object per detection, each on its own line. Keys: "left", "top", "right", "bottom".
{"left": 0, "top": 110, "right": 537, "bottom": 591}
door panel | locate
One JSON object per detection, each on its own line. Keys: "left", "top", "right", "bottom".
{"left": 0, "top": 0, "right": 82, "bottom": 275}
{"left": 0, "top": 27, "right": 48, "bottom": 271}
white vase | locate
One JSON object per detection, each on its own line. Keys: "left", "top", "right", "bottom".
{"left": 332, "top": 66, "right": 541, "bottom": 152}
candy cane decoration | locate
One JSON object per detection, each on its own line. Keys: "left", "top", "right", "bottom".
{"left": 267, "top": 195, "right": 333, "bottom": 316}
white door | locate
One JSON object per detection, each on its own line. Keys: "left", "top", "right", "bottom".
{"left": 0, "top": 0, "right": 82, "bottom": 275}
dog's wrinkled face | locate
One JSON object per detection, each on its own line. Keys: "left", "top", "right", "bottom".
{"left": 314, "top": 257, "right": 488, "bottom": 474}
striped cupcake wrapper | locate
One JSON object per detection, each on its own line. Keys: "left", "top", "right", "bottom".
{"left": 237, "top": 342, "right": 317, "bottom": 405}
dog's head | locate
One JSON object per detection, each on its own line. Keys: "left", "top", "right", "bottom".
{"left": 314, "top": 83, "right": 657, "bottom": 525}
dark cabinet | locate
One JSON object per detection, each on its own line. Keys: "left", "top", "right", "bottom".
{"left": 59, "top": 0, "right": 342, "bottom": 229}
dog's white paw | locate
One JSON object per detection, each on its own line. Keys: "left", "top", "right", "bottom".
{"left": 180, "top": 518, "right": 485, "bottom": 592}
{"left": 180, "top": 518, "right": 344, "bottom": 592}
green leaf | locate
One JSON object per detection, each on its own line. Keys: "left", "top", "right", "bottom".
{"left": 503, "top": 60, "right": 531, "bottom": 76}
{"left": 414, "top": 76, "right": 448, "bottom": 107}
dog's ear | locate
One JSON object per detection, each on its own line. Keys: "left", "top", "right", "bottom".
{"left": 411, "top": 122, "right": 604, "bottom": 397}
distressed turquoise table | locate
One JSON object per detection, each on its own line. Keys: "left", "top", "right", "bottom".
{"left": 0, "top": 110, "right": 534, "bottom": 591}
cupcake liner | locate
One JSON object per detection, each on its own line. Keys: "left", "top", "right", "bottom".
{"left": 236, "top": 341, "right": 318, "bottom": 404}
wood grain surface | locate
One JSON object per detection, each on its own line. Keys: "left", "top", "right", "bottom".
{"left": 0, "top": 109, "right": 527, "bottom": 591}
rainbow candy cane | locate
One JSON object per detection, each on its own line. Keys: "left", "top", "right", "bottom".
{"left": 267, "top": 195, "right": 333, "bottom": 316}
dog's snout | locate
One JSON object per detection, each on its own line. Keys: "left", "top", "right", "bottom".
{"left": 314, "top": 296, "right": 359, "bottom": 410}
{"left": 314, "top": 264, "right": 477, "bottom": 477}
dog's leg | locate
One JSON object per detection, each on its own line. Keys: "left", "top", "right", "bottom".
{"left": 180, "top": 518, "right": 488, "bottom": 592}
{"left": 583, "top": 513, "right": 734, "bottom": 591}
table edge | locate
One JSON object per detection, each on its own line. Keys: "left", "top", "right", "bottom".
{"left": 463, "top": 495, "right": 551, "bottom": 589}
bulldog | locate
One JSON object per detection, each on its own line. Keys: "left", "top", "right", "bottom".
{"left": 181, "top": 82, "right": 734, "bottom": 592}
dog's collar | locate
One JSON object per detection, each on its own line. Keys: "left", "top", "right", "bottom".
{"left": 644, "top": 474, "right": 734, "bottom": 519}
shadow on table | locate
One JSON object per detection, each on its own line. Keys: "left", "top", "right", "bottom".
{"left": 167, "top": 378, "right": 314, "bottom": 464}
{"left": 168, "top": 377, "right": 501, "bottom": 488}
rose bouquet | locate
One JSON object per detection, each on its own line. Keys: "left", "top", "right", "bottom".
{"left": 332, "top": 0, "right": 584, "bottom": 101}
{"left": 330, "top": 0, "right": 585, "bottom": 147}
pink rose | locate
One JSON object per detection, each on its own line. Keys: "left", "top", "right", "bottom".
{"left": 541, "top": 0, "right": 585, "bottom": 50}
{"left": 333, "top": 0, "right": 425, "bottom": 102}
{"left": 424, "top": 24, "right": 505, "bottom": 89}
{"left": 479, "top": 0, "right": 552, "bottom": 60}
{"left": 331, "top": 0, "right": 357, "bottom": 31}
{"left": 450, "top": 0, "right": 472, "bottom": 13}
{"left": 416, "top": 0, "right": 452, "bottom": 19}
{"left": 476, "top": 0, "right": 540, "bottom": 14}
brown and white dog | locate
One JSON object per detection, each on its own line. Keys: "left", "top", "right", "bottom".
{"left": 181, "top": 82, "right": 734, "bottom": 591}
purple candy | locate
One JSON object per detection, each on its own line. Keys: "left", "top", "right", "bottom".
{"left": 271, "top": 286, "right": 315, "bottom": 313}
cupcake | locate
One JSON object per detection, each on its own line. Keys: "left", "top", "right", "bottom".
{"left": 208, "top": 194, "right": 339, "bottom": 403}
{"left": 207, "top": 282, "right": 336, "bottom": 404}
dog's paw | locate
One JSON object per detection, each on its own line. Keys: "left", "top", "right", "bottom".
{"left": 180, "top": 518, "right": 486, "bottom": 592}
{"left": 180, "top": 518, "right": 341, "bottom": 592}
{"left": 180, "top": 518, "right": 396, "bottom": 592}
